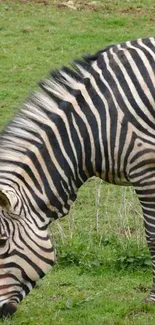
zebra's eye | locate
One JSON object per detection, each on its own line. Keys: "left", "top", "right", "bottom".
{"left": 0, "top": 237, "right": 8, "bottom": 248}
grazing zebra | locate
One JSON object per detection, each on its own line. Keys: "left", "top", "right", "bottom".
{"left": 0, "top": 37, "right": 155, "bottom": 317}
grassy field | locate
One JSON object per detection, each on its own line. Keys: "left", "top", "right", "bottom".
{"left": 0, "top": 0, "right": 155, "bottom": 324}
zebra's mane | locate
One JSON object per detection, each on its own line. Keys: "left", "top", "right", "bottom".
{"left": 0, "top": 44, "right": 114, "bottom": 160}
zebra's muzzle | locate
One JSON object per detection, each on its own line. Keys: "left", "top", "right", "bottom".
{"left": 0, "top": 302, "right": 17, "bottom": 318}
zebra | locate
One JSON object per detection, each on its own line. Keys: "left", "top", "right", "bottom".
{"left": 0, "top": 37, "right": 155, "bottom": 318}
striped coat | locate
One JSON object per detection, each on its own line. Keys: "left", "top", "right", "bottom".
{"left": 0, "top": 37, "right": 155, "bottom": 317}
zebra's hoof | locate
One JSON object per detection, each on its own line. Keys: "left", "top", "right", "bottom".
{"left": 143, "top": 296, "right": 155, "bottom": 304}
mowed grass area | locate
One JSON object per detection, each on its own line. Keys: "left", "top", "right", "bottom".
{"left": 0, "top": 0, "right": 155, "bottom": 324}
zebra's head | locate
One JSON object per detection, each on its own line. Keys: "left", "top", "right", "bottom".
{"left": 0, "top": 188, "right": 56, "bottom": 318}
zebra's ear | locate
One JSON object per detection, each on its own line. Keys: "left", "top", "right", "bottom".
{"left": 0, "top": 190, "right": 11, "bottom": 209}
{"left": 0, "top": 189, "right": 21, "bottom": 216}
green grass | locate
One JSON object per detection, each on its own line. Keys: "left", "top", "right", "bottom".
{"left": 0, "top": 0, "right": 155, "bottom": 126}
{"left": 2, "top": 267, "right": 154, "bottom": 325}
{"left": 0, "top": 0, "right": 155, "bottom": 324}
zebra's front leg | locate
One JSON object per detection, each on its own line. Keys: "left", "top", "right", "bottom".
{"left": 138, "top": 199, "right": 155, "bottom": 304}
{"left": 143, "top": 237, "right": 155, "bottom": 304}
{"left": 132, "top": 173, "right": 155, "bottom": 304}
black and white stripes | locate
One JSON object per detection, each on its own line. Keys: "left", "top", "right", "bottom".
{"left": 0, "top": 37, "right": 155, "bottom": 317}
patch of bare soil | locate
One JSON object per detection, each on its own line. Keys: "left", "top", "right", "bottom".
{"left": 1, "top": 0, "right": 106, "bottom": 12}
{"left": 0, "top": 0, "right": 50, "bottom": 3}
{"left": 20, "top": 0, "right": 50, "bottom": 3}
{"left": 55, "top": 1, "right": 104, "bottom": 12}
{"left": 55, "top": 0, "right": 155, "bottom": 15}
{"left": 1, "top": 0, "right": 155, "bottom": 17}
{"left": 120, "top": 6, "right": 153, "bottom": 15}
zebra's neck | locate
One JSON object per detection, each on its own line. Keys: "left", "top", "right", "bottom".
{"left": 3, "top": 36, "right": 154, "bottom": 221}
{"left": 0, "top": 95, "right": 96, "bottom": 223}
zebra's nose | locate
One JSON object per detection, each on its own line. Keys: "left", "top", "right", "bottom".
{"left": 0, "top": 302, "right": 17, "bottom": 318}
